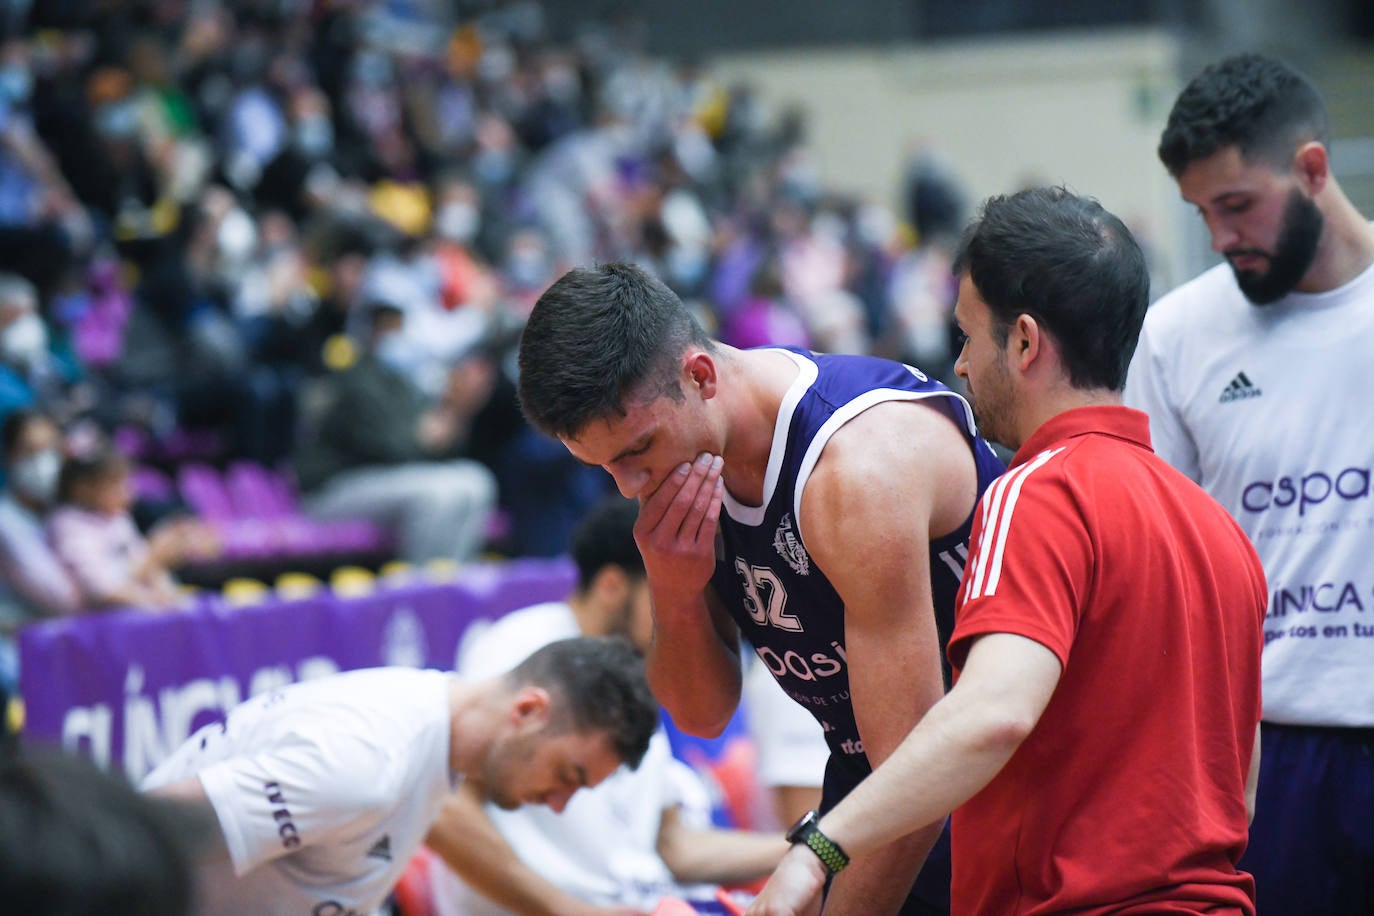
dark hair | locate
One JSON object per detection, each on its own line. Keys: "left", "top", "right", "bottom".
{"left": 1, "top": 409, "right": 43, "bottom": 462}
{"left": 0, "top": 748, "right": 202, "bottom": 915}
{"left": 505, "top": 635, "right": 658, "bottom": 769}
{"left": 570, "top": 496, "right": 644, "bottom": 593}
{"left": 517, "top": 262, "right": 714, "bottom": 439}
{"left": 57, "top": 447, "right": 129, "bottom": 505}
{"left": 1159, "top": 53, "right": 1330, "bottom": 177}
{"left": 953, "top": 186, "right": 1148, "bottom": 392}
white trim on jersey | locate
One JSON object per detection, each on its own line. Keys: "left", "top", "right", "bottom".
{"left": 937, "top": 542, "right": 969, "bottom": 579}
{"left": 965, "top": 447, "right": 1065, "bottom": 600}
{"left": 722, "top": 349, "right": 818, "bottom": 528}
{"left": 794, "top": 387, "right": 982, "bottom": 537}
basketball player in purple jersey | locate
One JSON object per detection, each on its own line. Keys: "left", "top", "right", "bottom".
{"left": 518, "top": 263, "right": 1004, "bottom": 914}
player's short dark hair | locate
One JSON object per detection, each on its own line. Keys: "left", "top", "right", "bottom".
{"left": 517, "top": 262, "right": 714, "bottom": 440}
{"left": 1158, "top": 53, "right": 1330, "bottom": 176}
{"left": 953, "top": 186, "right": 1148, "bottom": 392}
{"left": 506, "top": 635, "right": 658, "bottom": 769}
{"left": 570, "top": 496, "right": 644, "bottom": 593}
{"left": 0, "top": 748, "right": 204, "bottom": 915}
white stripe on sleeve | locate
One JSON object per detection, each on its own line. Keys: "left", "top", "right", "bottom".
{"left": 966, "top": 447, "right": 1066, "bottom": 600}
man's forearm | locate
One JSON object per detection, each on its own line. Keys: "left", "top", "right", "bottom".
{"left": 645, "top": 593, "right": 741, "bottom": 737}
{"left": 657, "top": 811, "right": 790, "bottom": 886}
{"left": 426, "top": 791, "right": 589, "bottom": 916}
{"left": 817, "top": 635, "right": 1060, "bottom": 864}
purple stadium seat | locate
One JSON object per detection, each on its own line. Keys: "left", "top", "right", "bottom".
{"left": 176, "top": 463, "right": 236, "bottom": 521}
{"left": 130, "top": 465, "right": 175, "bottom": 503}
{"left": 225, "top": 462, "right": 295, "bottom": 519}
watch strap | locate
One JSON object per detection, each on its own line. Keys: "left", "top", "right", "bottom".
{"left": 785, "top": 810, "right": 849, "bottom": 876}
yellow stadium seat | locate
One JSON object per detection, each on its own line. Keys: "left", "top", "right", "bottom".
{"left": 422, "top": 558, "right": 459, "bottom": 582}
{"left": 275, "top": 572, "right": 323, "bottom": 600}
{"left": 222, "top": 577, "right": 270, "bottom": 608}
{"left": 330, "top": 566, "right": 376, "bottom": 598}
{"left": 5, "top": 696, "right": 24, "bottom": 735}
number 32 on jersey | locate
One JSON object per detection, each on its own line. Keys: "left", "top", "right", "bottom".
{"left": 735, "top": 559, "right": 803, "bottom": 632}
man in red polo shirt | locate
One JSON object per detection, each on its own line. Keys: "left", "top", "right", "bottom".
{"left": 745, "top": 186, "right": 1266, "bottom": 916}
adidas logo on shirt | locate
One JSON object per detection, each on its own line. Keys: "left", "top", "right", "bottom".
{"left": 1219, "top": 371, "right": 1262, "bottom": 403}
{"left": 366, "top": 835, "right": 392, "bottom": 862}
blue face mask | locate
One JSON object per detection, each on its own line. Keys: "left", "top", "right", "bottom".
{"left": 373, "top": 332, "right": 416, "bottom": 376}
{"left": 0, "top": 66, "right": 31, "bottom": 105}
{"left": 294, "top": 116, "right": 334, "bottom": 158}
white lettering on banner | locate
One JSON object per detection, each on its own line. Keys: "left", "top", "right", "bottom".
{"left": 58, "top": 656, "right": 341, "bottom": 779}
{"left": 382, "top": 606, "right": 426, "bottom": 667}
{"left": 124, "top": 666, "right": 165, "bottom": 780}
{"left": 60, "top": 703, "right": 112, "bottom": 768}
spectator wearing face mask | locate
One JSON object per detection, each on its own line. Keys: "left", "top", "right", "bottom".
{"left": 0, "top": 409, "right": 80, "bottom": 695}
{"left": 291, "top": 302, "right": 498, "bottom": 566}
{"left": 0, "top": 273, "right": 68, "bottom": 425}
{"left": 0, "top": 409, "right": 79, "bottom": 625}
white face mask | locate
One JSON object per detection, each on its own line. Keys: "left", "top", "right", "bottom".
{"left": 11, "top": 448, "right": 60, "bottom": 504}
{"left": 434, "top": 202, "right": 480, "bottom": 244}
{"left": 1, "top": 313, "right": 48, "bottom": 369}
{"left": 216, "top": 207, "right": 258, "bottom": 266}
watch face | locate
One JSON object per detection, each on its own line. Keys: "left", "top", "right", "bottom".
{"left": 785, "top": 809, "right": 818, "bottom": 844}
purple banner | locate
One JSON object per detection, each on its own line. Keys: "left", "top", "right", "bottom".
{"left": 19, "top": 559, "right": 576, "bottom": 781}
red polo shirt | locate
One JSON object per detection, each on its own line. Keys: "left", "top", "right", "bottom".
{"left": 949, "top": 406, "right": 1265, "bottom": 915}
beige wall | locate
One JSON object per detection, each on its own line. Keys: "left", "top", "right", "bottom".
{"left": 708, "top": 29, "right": 1195, "bottom": 292}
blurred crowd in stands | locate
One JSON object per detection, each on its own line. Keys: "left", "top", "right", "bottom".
{"left": 0, "top": 0, "right": 971, "bottom": 641}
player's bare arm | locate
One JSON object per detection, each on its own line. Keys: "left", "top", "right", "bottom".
{"left": 797, "top": 400, "right": 977, "bottom": 914}
{"left": 426, "top": 785, "right": 647, "bottom": 916}
{"left": 655, "top": 805, "right": 791, "bottom": 886}
{"left": 146, "top": 775, "right": 233, "bottom": 863}
{"left": 746, "top": 633, "right": 1063, "bottom": 916}
{"left": 637, "top": 452, "right": 743, "bottom": 736}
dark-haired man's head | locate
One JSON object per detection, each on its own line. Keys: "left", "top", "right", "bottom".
{"left": 475, "top": 636, "right": 659, "bottom": 812}
{"left": 1159, "top": 53, "right": 1330, "bottom": 304}
{"left": 518, "top": 263, "right": 722, "bottom": 500}
{"left": 569, "top": 496, "right": 652, "bottom": 651}
{"left": 952, "top": 187, "right": 1148, "bottom": 449}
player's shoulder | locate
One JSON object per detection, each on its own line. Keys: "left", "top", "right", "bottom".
{"left": 818, "top": 394, "right": 971, "bottom": 484}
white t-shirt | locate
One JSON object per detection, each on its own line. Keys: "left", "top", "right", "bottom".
{"left": 431, "top": 602, "right": 710, "bottom": 915}
{"left": 142, "top": 667, "right": 457, "bottom": 916}
{"left": 1125, "top": 259, "right": 1374, "bottom": 726}
{"left": 742, "top": 656, "right": 828, "bottom": 790}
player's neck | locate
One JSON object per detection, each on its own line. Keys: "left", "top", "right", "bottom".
{"left": 446, "top": 677, "right": 495, "bottom": 777}
{"left": 1013, "top": 387, "right": 1122, "bottom": 452}
{"left": 1300, "top": 194, "right": 1374, "bottom": 293}
{"left": 719, "top": 347, "right": 799, "bottom": 507}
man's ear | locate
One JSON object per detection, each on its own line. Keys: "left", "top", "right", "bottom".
{"left": 1012, "top": 313, "right": 1043, "bottom": 373}
{"left": 1294, "top": 141, "right": 1330, "bottom": 195}
{"left": 510, "top": 686, "right": 552, "bottom": 732}
{"left": 684, "top": 351, "right": 717, "bottom": 399}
